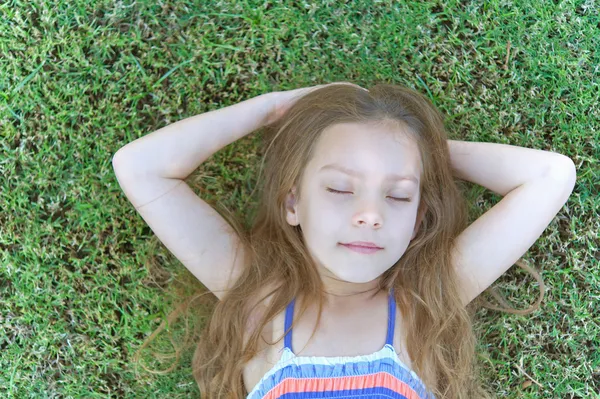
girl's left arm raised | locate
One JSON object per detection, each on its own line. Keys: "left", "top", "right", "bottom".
{"left": 447, "top": 140, "right": 577, "bottom": 306}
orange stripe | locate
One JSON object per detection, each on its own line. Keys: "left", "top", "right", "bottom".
{"left": 263, "top": 372, "right": 423, "bottom": 399}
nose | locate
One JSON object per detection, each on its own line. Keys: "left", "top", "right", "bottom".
{"left": 352, "top": 199, "right": 383, "bottom": 229}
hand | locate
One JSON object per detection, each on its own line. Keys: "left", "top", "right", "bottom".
{"left": 263, "top": 81, "right": 368, "bottom": 125}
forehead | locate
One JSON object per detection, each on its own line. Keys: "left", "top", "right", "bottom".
{"left": 307, "top": 122, "right": 422, "bottom": 176}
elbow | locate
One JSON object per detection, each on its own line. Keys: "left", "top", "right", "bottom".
{"left": 549, "top": 154, "right": 576, "bottom": 182}
{"left": 544, "top": 154, "right": 577, "bottom": 200}
{"left": 112, "top": 146, "right": 136, "bottom": 178}
{"left": 111, "top": 147, "right": 126, "bottom": 172}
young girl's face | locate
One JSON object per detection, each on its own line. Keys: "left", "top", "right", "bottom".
{"left": 285, "top": 121, "right": 424, "bottom": 284}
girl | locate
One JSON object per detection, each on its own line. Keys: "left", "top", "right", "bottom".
{"left": 112, "top": 82, "right": 576, "bottom": 398}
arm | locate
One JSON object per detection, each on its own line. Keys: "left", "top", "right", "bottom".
{"left": 113, "top": 93, "right": 275, "bottom": 205}
{"left": 112, "top": 93, "right": 276, "bottom": 300}
{"left": 447, "top": 140, "right": 577, "bottom": 306}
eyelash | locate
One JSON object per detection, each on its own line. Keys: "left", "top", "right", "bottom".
{"left": 326, "top": 187, "right": 411, "bottom": 202}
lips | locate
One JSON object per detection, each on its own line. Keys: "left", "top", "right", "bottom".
{"left": 341, "top": 241, "right": 383, "bottom": 249}
{"left": 339, "top": 242, "right": 383, "bottom": 254}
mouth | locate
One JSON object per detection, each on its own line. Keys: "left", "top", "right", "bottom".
{"left": 339, "top": 242, "right": 383, "bottom": 254}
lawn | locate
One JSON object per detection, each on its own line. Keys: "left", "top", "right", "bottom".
{"left": 2, "top": 0, "right": 599, "bottom": 397}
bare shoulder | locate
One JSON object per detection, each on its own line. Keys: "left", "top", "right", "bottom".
{"left": 241, "top": 281, "right": 284, "bottom": 393}
{"left": 244, "top": 282, "right": 280, "bottom": 346}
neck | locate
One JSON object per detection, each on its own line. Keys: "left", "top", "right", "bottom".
{"left": 321, "top": 285, "right": 384, "bottom": 308}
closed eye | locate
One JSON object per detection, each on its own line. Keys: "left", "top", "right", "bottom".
{"left": 326, "top": 187, "right": 351, "bottom": 195}
{"left": 326, "top": 188, "right": 411, "bottom": 202}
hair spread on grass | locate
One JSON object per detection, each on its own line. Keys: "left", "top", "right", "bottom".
{"left": 133, "top": 83, "right": 545, "bottom": 398}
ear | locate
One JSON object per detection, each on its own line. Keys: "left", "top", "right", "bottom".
{"left": 411, "top": 201, "right": 428, "bottom": 240}
{"left": 285, "top": 186, "right": 300, "bottom": 226}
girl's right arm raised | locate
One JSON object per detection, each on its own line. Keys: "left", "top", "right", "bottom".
{"left": 112, "top": 93, "right": 276, "bottom": 300}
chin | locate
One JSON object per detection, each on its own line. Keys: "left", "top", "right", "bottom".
{"left": 331, "top": 267, "right": 383, "bottom": 284}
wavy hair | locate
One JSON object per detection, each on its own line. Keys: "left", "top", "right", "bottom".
{"left": 133, "top": 83, "right": 544, "bottom": 398}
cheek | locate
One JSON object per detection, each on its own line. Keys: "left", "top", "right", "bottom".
{"left": 387, "top": 208, "right": 418, "bottom": 233}
{"left": 300, "top": 199, "right": 343, "bottom": 235}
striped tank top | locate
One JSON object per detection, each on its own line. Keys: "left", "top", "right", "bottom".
{"left": 246, "top": 287, "right": 436, "bottom": 398}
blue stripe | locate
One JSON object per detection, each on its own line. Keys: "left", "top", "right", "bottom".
{"left": 279, "top": 386, "right": 409, "bottom": 398}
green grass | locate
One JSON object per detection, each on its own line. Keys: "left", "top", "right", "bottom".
{"left": 1, "top": 0, "right": 599, "bottom": 397}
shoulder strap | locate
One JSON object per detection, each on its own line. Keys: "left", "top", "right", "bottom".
{"left": 385, "top": 287, "right": 396, "bottom": 346}
{"left": 283, "top": 298, "right": 295, "bottom": 351}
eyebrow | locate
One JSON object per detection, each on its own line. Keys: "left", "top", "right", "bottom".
{"left": 319, "top": 163, "right": 419, "bottom": 185}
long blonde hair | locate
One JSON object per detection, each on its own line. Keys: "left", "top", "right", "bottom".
{"left": 133, "top": 83, "right": 544, "bottom": 398}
